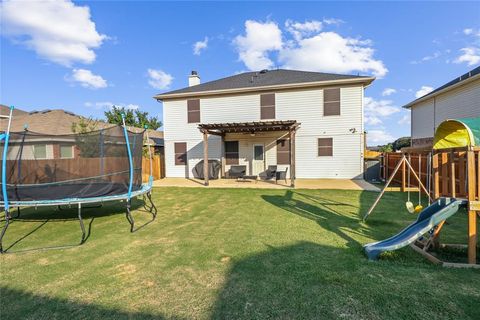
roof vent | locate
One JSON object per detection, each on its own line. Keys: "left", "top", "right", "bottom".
{"left": 259, "top": 69, "right": 269, "bottom": 74}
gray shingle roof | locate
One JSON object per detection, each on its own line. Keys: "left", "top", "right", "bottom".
{"left": 403, "top": 65, "right": 480, "bottom": 108}
{"left": 155, "top": 69, "right": 373, "bottom": 99}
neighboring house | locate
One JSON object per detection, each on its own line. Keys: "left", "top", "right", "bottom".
{"left": 403, "top": 66, "right": 480, "bottom": 147}
{"left": 0, "top": 108, "right": 164, "bottom": 160}
{"left": 155, "top": 69, "right": 374, "bottom": 182}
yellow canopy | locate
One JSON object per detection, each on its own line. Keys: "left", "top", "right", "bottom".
{"left": 433, "top": 118, "right": 480, "bottom": 150}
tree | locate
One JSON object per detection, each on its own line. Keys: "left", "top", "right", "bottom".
{"left": 379, "top": 143, "right": 393, "bottom": 153}
{"left": 392, "top": 137, "right": 411, "bottom": 151}
{"left": 104, "top": 106, "right": 161, "bottom": 130}
{"left": 71, "top": 117, "right": 101, "bottom": 157}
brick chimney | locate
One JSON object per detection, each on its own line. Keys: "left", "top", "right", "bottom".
{"left": 188, "top": 70, "right": 201, "bottom": 87}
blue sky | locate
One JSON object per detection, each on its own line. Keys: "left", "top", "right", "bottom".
{"left": 1, "top": 1, "right": 479, "bottom": 145}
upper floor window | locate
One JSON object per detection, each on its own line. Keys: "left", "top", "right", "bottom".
{"left": 187, "top": 99, "right": 200, "bottom": 123}
{"left": 260, "top": 93, "right": 275, "bottom": 120}
{"left": 323, "top": 88, "right": 340, "bottom": 116}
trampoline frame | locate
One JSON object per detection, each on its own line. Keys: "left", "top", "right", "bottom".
{"left": 0, "top": 108, "right": 157, "bottom": 253}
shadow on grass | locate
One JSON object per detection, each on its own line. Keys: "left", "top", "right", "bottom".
{"left": 0, "top": 286, "right": 182, "bottom": 320}
{"left": 262, "top": 190, "right": 377, "bottom": 249}
{"left": 0, "top": 197, "right": 153, "bottom": 253}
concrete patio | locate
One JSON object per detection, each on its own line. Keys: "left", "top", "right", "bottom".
{"left": 153, "top": 178, "right": 380, "bottom": 191}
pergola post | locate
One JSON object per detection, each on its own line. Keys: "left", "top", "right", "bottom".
{"left": 290, "top": 128, "right": 296, "bottom": 188}
{"left": 203, "top": 130, "right": 209, "bottom": 186}
{"left": 220, "top": 134, "right": 226, "bottom": 178}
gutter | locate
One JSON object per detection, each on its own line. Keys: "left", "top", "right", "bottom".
{"left": 154, "top": 77, "right": 375, "bottom": 101}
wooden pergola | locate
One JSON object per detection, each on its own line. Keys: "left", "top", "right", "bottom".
{"left": 198, "top": 120, "right": 300, "bottom": 187}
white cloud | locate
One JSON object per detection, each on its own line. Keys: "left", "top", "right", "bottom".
{"left": 454, "top": 47, "right": 480, "bottom": 66}
{"left": 367, "top": 129, "right": 394, "bottom": 145}
{"left": 463, "top": 28, "right": 480, "bottom": 36}
{"left": 415, "top": 86, "right": 434, "bottom": 98}
{"left": 411, "top": 51, "right": 441, "bottom": 64}
{"left": 398, "top": 114, "right": 411, "bottom": 125}
{"left": 233, "top": 19, "right": 387, "bottom": 77}
{"left": 193, "top": 37, "right": 209, "bottom": 55}
{"left": 364, "top": 97, "right": 400, "bottom": 118}
{"left": 84, "top": 102, "right": 139, "bottom": 110}
{"left": 68, "top": 69, "right": 108, "bottom": 89}
{"left": 279, "top": 32, "right": 387, "bottom": 78}
{"left": 285, "top": 20, "right": 323, "bottom": 41}
{"left": 365, "top": 116, "right": 383, "bottom": 126}
{"left": 233, "top": 20, "right": 283, "bottom": 70}
{"left": 382, "top": 88, "right": 396, "bottom": 96}
{"left": 147, "top": 69, "right": 173, "bottom": 90}
{"left": 1, "top": 0, "right": 107, "bottom": 66}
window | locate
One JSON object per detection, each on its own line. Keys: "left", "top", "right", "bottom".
{"left": 260, "top": 93, "right": 275, "bottom": 119}
{"left": 174, "top": 142, "right": 187, "bottom": 165}
{"left": 225, "top": 141, "right": 239, "bottom": 165}
{"left": 187, "top": 99, "right": 200, "bottom": 123}
{"left": 60, "top": 145, "right": 73, "bottom": 159}
{"left": 323, "top": 88, "right": 340, "bottom": 116}
{"left": 33, "top": 145, "right": 47, "bottom": 159}
{"left": 254, "top": 145, "right": 264, "bottom": 161}
{"left": 318, "top": 138, "right": 333, "bottom": 156}
{"left": 276, "top": 139, "right": 290, "bottom": 165}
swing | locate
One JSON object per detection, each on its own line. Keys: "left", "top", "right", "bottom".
{"left": 406, "top": 154, "right": 415, "bottom": 213}
{"left": 414, "top": 155, "right": 423, "bottom": 213}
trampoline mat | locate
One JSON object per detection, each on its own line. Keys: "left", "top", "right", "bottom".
{"left": 2, "top": 182, "right": 143, "bottom": 202}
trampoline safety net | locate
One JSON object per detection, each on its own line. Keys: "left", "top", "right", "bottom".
{"left": 0, "top": 126, "right": 144, "bottom": 201}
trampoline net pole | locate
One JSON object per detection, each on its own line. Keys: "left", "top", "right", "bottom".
{"left": 121, "top": 114, "right": 134, "bottom": 200}
{"left": 145, "top": 128, "right": 153, "bottom": 184}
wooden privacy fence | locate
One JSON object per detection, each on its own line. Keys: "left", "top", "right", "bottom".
{"left": 142, "top": 154, "right": 164, "bottom": 182}
{"left": 381, "top": 152, "right": 431, "bottom": 190}
{"left": 5, "top": 155, "right": 164, "bottom": 185}
{"left": 381, "top": 150, "right": 480, "bottom": 200}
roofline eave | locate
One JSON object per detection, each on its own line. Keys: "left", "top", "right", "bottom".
{"left": 402, "top": 71, "right": 480, "bottom": 109}
{"left": 153, "top": 77, "right": 375, "bottom": 101}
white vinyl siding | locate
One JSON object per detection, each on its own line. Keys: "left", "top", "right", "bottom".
{"left": 163, "top": 85, "right": 364, "bottom": 179}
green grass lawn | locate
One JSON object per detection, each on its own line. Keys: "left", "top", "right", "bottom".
{"left": 1, "top": 187, "right": 479, "bottom": 319}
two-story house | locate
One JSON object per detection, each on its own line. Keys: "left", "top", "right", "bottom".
{"left": 155, "top": 69, "right": 374, "bottom": 186}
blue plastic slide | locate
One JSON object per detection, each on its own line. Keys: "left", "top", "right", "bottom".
{"left": 364, "top": 197, "right": 467, "bottom": 260}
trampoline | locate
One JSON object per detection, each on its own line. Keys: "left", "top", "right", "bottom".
{"left": 0, "top": 106, "right": 157, "bottom": 252}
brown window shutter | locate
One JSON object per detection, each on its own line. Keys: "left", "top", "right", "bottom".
{"left": 276, "top": 139, "right": 290, "bottom": 165}
{"left": 260, "top": 93, "right": 275, "bottom": 119}
{"left": 174, "top": 142, "right": 187, "bottom": 165}
{"left": 187, "top": 99, "right": 201, "bottom": 123}
{"left": 318, "top": 138, "right": 333, "bottom": 156}
{"left": 225, "top": 141, "right": 239, "bottom": 165}
{"left": 323, "top": 88, "right": 340, "bottom": 116}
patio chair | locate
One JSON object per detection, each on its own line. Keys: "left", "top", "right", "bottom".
{"left": 261, "top": 165, "right": 277, "bottom": 180}
{"left": 228, "top": 165, "right": 246, "bottom": 179}
{"left": 275, "top": 167, "right": 288, "bottom": 184}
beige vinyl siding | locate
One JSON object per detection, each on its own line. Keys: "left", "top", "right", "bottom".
{"left": 434, "top": 78, "right": 480, "bottom": 124}
{"left": 411, "top": 78, "right": 480, "bottom": 140}
{"left": 411, "top": 99, "right": 435, "bottom": 139}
